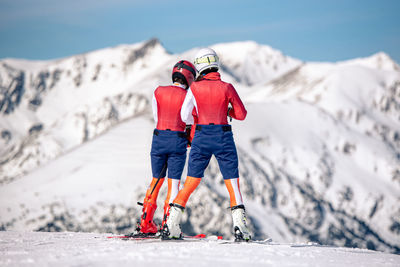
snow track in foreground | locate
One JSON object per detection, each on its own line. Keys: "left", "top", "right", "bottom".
{"left": 0, "top": 231, "right": 398, "bottom": 267}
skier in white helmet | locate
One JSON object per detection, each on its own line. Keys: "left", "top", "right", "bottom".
{"left": 162, "top": 48, "right": 251, "bottom": 241}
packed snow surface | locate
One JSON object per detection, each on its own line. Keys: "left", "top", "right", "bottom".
{"left": 0, "top": 231, "right": 398, "bottom": 267}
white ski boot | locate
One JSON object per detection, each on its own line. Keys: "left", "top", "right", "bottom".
{"left": 232, "top": 206, "right": 251, "bottom": 241}
{"left": 162, "top": 205, "right": 184, "bottom": 239}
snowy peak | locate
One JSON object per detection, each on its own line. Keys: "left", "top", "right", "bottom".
{"left": 339, "top": 51, "right": 400, "bottom": 72}
{"left": 211, "top": 41, "right": 302, "bottom": 86}
{"left": 0, "top": 38, "right": 168, "bottom": 115}
{"left": 0, "top": 38, "right": 166, "bottom": 70}
{"left": 247, "top": 50, "right": 400, "bottom": 107}
{"left": 112, "top": 38, "right": 168, "bottom": 71}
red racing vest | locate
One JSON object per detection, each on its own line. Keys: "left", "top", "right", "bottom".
{"left": 182, "top": 72, "right": 247, "bottom": 125}
{"left": 153, "top": 84, "right": 187, "bottom": 132}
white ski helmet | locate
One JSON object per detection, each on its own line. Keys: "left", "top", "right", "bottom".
{"left": 194, "top": 48, "right": 219, "bottom": 74}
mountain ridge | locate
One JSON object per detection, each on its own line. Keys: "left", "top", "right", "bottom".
{"left": 0, "top": 38, "right": 399, "bottom": 254}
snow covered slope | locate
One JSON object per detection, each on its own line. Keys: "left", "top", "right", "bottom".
{"left": 1, "top": 231, "right": 399, "bottom": 267}
{"left": 0, "top": 117, "right": 154, "bottom": 233}
{"left": 211, "top": 41, "right": 302, "bottom": 86}
{"left": 0, "top": 39, "right": 399, "bottom": 254}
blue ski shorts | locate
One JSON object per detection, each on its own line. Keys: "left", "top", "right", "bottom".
{"left": 188, "top": 124, "right": 239, "bottom": 179}
{"left": 150, "top": 129, "right": 188, "bottom": 180}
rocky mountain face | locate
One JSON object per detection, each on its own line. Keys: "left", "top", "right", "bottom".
{"left": 0, "top": 39, "right": 399, "bottom": 254}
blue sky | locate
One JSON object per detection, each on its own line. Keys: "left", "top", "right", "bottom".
{"left": 1, "top": 0, "right": 399, "bottom": 63}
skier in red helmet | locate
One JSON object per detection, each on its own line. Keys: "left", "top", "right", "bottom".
{"left": 163, "top": 48, "right": 251, "bottom": 241}
{"left": 135, "top": 60, "right": 196, "bottom": 236}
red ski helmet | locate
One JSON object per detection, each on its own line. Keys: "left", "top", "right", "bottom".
{"left": 172, "top": 60, "right": 196, "bottom": 88}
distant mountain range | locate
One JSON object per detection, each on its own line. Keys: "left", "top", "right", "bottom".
{"left": 0, "top": 39, "right": 399, "bottom": 253}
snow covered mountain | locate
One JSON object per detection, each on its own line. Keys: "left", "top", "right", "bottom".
{"left": 0, "top": 39, "right": 399, "bottom": 254}
{"left": 0, "top": 39, "right": 167, "bottom": 184}
{"left": 0, "top": 39, "right": 300, "bottom": 184}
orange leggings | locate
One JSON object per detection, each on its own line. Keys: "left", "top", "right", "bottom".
{"left": 144, "top": 177, "right": 180, "bottom": 208}
{"left": 173, "top": 176, "right": 201, "bottom": 207}
{"left": 224, "top": 178, "right": 243, "bottom": 207}
{"left": 144, "top": 177, "right": 164, "bottom": 204}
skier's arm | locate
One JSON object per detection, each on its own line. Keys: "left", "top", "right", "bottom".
{"left": 181, "top": 89, "right": 197, "bottom": 124}
{"left": 227, "top": 84, "right": 247, "bottom": 120}
{"left": 152, "top": 91, "right": 158, "bottom": 124}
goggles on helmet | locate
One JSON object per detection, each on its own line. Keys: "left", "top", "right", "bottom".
{"left": 194, "top": 55, "right": 219, "bottom": 65}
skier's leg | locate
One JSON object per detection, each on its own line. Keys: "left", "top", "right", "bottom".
{"left": 140, "top": 136, "right": 168, "bottom": 234}
{"left": 163, "top": 136, "right": 209, "bottom": 238}
{"left": 145, "top": 176, "right": 166, "bottom": 203}
{"left": 214, "top": 131, "right": 243, "bottom": 208}
{"left": 224, "top": 178, "right": 251, "bottom": 241}
{"left": 224, "top": 178, "right": 243, "bottom": 208}
{"left": 162, "top": 134, "right": 187, "bottom": 229}
{"left": 139, "top": 177, "right": 165, "bottom": 234}
{"left": 162, "top": 178, "right": 180, "bottom": 229}
{"left": 162, "top": 176, "right": 202, "bottom": 239}
{"left": 172, "top": 133, "right": 210, "bottom": 208}
{"left": 172, "top": 176, "right": 202, "bottom": 207}
{"left": 215, "top": 130, "right": 251, "bottom": 241}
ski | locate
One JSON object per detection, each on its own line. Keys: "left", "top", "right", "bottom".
{"left": 107, "top": 232, "right": 161, "bottom": 239}
{"left": 218, "top": 238, "right": 273, "bottom": 245}
{"left": 160, "top": 235, "right": 223, "bottom": 242}
{"left": 107, "top": 233, "right": 220, "bottom": 241}
{"left": 107, "top": 233, "right": 270, "bottom": 244}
